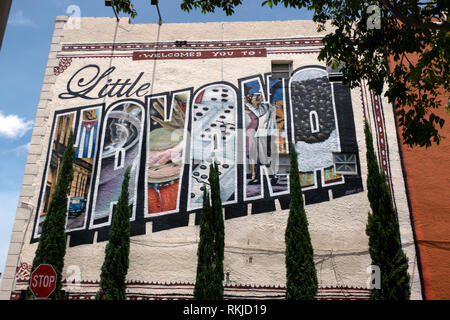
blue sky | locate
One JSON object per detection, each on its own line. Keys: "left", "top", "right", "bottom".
{"left": 0, "top": 0, "right": 313, "bottom": 275}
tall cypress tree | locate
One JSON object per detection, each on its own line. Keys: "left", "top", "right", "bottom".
{"left": 194, "top": 188, "right": 215, "bottom": 300}
{"left": 209, "top": 161, "right": 224, "bottom": 300}
{"left": 97, "top": 166, "right": 131, "bottom": 300}
{"left": 194, "top": 161, "right": 224, "bottom": 300}
{"left": 29, "top": 131, "right": 75, "bottom": 300}
{"left": 285, "top": 143, "right": 318, "bottom": 300}
{"left": 365, "top": 121, "right": 410, "bottom": 299}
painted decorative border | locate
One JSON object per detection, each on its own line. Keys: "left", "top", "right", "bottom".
{"left": 360, "top": 81, "right": 393, "bottom": 192}
{"left": 371, "top": 94, "right": 391, "bottom": 182}
{"left": 61, "top": 37, "right": 324, "bottom": 52}
{"left": 13, "top": 262, "right": 371, "bottom": 300}
{"left": 10, "top": 284, "right": 371, "bottom": 300}
{"left": 53, "top": 57, "right": 72, "bottom": 76}
{"left": 15, "top": 262, "right": 32, "bottom": 282}
{"left": 55, "top": 48, "right": 323, "bottom": 61}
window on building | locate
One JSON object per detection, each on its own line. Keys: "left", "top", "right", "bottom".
{"left": 271, "top": 61, "right": 293, "bottom": 79}
{"left": 333, "top": 153, "right": 357, "bottom": 174}
{"left": 309, "top": 111, "right": 320, "bottom": 133}
{"left": 327, "top": 60, "right": 344, "bottom": 82}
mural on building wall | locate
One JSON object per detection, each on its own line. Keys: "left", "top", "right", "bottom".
{"left": 188, "top": 84, "right": 238, "bottom": 210}
{"left": 146, "top": 91, "right": 190, "bottom": 216}
{"left": 35, "top": 112, "right": 75, "bottom": 237}
{"left": 31, "top": 65, "right": 363, "bottom": 245}
{"left": 90, "top": 101, "right": 144, "bottom": 228}
{"left": 241, "top": 76, "right": 289, "bottom": 200}
{"left": 68, "top": 106, "right": 102, "bottom": 231}
{"left": 289, "top": 68, "right": 344, "bottom": 189}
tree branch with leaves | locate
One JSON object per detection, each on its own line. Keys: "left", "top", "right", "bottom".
{"left": 179, "top": 0, "right": 449, "bottom": 147}
{"left": 107, "top": 0, "right": 448, "bottom": 147}
{"left": 111, "top": 0, "right": 138, "bottom": 18}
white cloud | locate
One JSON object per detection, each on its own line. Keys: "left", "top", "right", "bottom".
{"left": 0, "top": 111, "right": 33, "bottom": 139}
{"left": 8, "top": 143, "right": 30, "bottom": 156}
{"left": 8, "top": 10, "right": 37, "bottom": 27}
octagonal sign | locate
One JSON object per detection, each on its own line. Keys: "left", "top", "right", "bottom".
{"left": 29, "top": 264, "right": 57, "bottom": 299}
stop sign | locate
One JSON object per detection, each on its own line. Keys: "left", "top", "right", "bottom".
{"left": 30, "top": 264, "right": 57, "bottom": 299}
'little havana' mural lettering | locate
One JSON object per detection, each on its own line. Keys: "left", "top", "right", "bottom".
{"left": 31, "top": 65, "right": 363, "bottom": 246}
{"left": 188, "top": 83, "right": 240, "bottom": 210}
{"left": 59, "top": 65, "right": 151, "bottom": 100}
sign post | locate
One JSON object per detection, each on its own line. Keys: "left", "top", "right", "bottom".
{"left": 29, "top": 264, "right": 57, "bottom": 300}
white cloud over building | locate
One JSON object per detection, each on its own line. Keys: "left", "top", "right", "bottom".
{"left": 0, "top": 111, "right": 33, "bottom": 139}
